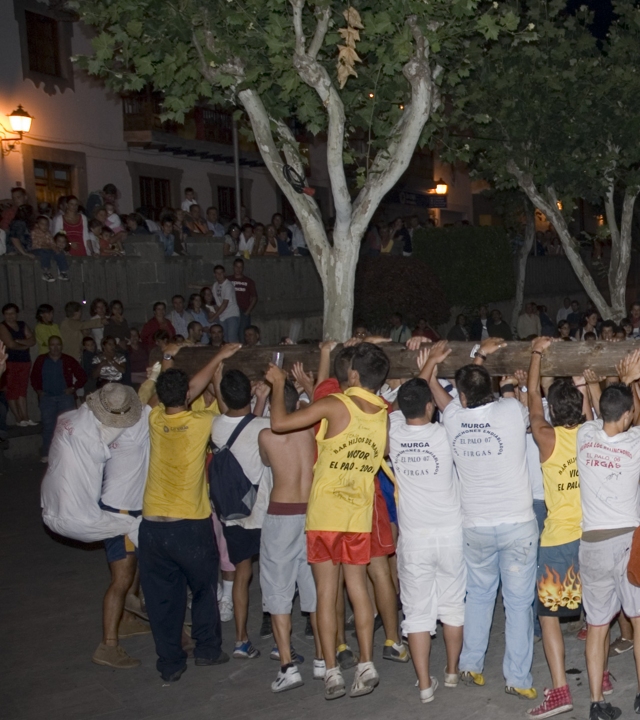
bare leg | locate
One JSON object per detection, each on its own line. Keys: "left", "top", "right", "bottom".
{"left": 272, "top": 613, "right": 292, "bottom": 665}
{"left": 343, "top": 563, "right": 374, "bottom": 663}
{"left": 539, "top": 616, "right": 567, "bottom": 687}
{"left": 336, "top": 566, "right": 346, "bottom": 647}
{"left": 443, "top": 622, "right": 463, "bottom": 676}
{"left": 619, "top": 612, "right": 634, "bottom": 642}
{"left": 17, "top": 396, "right": 29, "bottom": 422}
{"left": 408, "top": 631, "right": 432, "bottom": 690}
{"left": 233, "top": 558, "right": 253, "bottom": 643}
{"left": 222, "top": 570, "right": 235, "bottom": 582}
{"left": 103, "top": 554, "right": 137, "bottom": 645}
{"left": 367, "top": 555, "right": 399, "bottom": 644}
{"left": 586, "top": 624, "right": 609, "bottom": 701}
{"left": 7, "top": 398, "right": 25, "bottom": 424}
{"left": 310, "top": 612, "right": 323, "bottom": 659}
{"left": 312, "top": 561, "right": 341, "bottom": 669}
{"left": 629, "top": 617, "right": 640, "bottom": 691}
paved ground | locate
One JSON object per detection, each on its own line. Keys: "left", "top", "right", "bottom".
{"left": 2, "top": 454, "right": 640, "bottom": 720}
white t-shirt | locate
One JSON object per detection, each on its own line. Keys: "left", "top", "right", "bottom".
{"left": 238, "top": 234, "right": 255, "bottom": 254}
{"left": 211, "top": 414, "right": 273, "bottom": 529}
{"left": 442, "top": 397, "right": 534, "bottom": 528}
{"left": 577, "top": 420, "right": 640, "bottom": 532}
{"left": 181, "top": 198, "right": 198, "bottom": 212}
{"left": 388, "top": 411, "right": 461, "bottom": 542}
{"left": 212, "top": 279, "right": 240, "bottom": 321}
{"left": 556, "top": 306, "right": 571, "bottom": 324}
{"left": 102, "top": 405, "right": 151, "bottom": 511}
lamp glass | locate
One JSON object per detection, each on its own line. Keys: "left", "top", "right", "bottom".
{"left": 435, "top": 182, "right": 448, "bottom": 195}
{"left": 9, "top": 107, "right": 33, "bottom": 134}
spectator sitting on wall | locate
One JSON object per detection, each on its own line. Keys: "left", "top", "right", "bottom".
{"left": 169, "top": 295, "right": 194, "bottom": 339}
{"left": 259, "top": 224, "right": 279, "bottom": 256}
{"left": 104, "top": 201, "right": 126, "bottom": 236}
{"left": 380, "top": 224, "right": 397, "bottom": 255}
{"left": 229, "top": 258, "right": 258, "bottom": 341}
{"left": 87, "top": 218, "right": 102, "bottom": 256}
{"left": 171, "top": 210, "right": 188, "bottom": 255}
{"left": 469, "top": 305, "right": 490, "bottom": 341}
{"left": 157, "top": 215, "right": 176, "bottom": 256}
{"left": 52, "top": 196, "right": 91, "bottom": 257}
{"left": 92, "top": 336, "right": 126, "bottom": 388}
{"left": 538, "top": 305, "right": 556, "bottom": 336}
{"left": 125, "top": 213, "right": 150, "bottom": 236}
{"left": 141, "top": 302, "right": 176, "bottom": 350}
{"left": 289, "top": 217, "right": 309, "bottom": 256}
{"left": 98, "top": 226, "right": 124, "bottom": 256}
{"left": 0, "top": 303, "right": 37, "bottom": 426}
{"left": 210, "top": 323, "right": 225, "bottom": 349}
{"left": 272, "top": 213, "right": 292, "bottom": 242}
{"left": 556, "top": 297, "right": 572, "bottom": 325}
{"left": 53, "top": 232, "right": 69, "bottom": 255}
{"left": 7, "top": 203, "right": 35, "bottom": 259}
{"left": 244, "top": 325, "right": 261, "bottom": 347}
{"left": 211, "top": 264, "right": 241, "bottom": 342}
{"left": 277, "top": 228, "right": 293, "bottom": 255}
{"left": 566, "top": 300, "right": 582, "bottom": 334}
{"left": 487, "top": 309, "right": 513, "bottom": 341}
{"left": 35, "top": 304, "right": 61, "bottom": 356}
{"left": 224, "top": 223, "right": 240, "bottom": 257}
{"left": 85, "top": 183, "right": 118, "bottom": 220}
{"left": 575, "top": 310, "right": 599, "bottom": 340}
{"left": 187, "top": 205, "right": 209, "bottom": 235}
{"left": 517, "top": 302, "right": 542, "bottom": 339}
{"left": 253, "top": 223, "right": 265, "bottom": 253}
{"left": 135, "top": 207, "right": 159, "bottom": 234}
{"left": 447, "top": 314, "right": 469, "bottom": 341}
{"left": 557, "top": 320, "right": 576, "bottom": 341}
{"left": 181, "top": 187, "right": 198, "bottom": 212}
{"left": 412, "top": 317, "right": 440, "bottom": 342}
{"left": 390, "top": 312, "right": 412, "bottom": 344}
{"left": 200, "top": 286, "right": 216, "bottom": 314}
{"left": 0, "top": 187, "right": 27, "bottom": 231}
{"left": 104, "top": 300, "right": 130, "bottom": 352}
{"left": 188, "top": 293, "right": 212, "bottom": 345}
{"left": 238, "top": 223, "right": 255, "bottom": 257}
{"left": 629, "top": 302, "right": 640, "bottom": 338}
{"left": 31, "top": 214, "right": 69, "bottom": 282}
{"left": 206, "top": 206, "right": 225, "bottom": 237}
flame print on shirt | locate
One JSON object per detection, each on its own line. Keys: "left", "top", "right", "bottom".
{"left": 537, "top": 564, "right": 582, "bottom": 612}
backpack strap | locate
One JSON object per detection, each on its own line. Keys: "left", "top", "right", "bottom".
{"left": 224, "top": 413, "right": 256, "bottom": 450}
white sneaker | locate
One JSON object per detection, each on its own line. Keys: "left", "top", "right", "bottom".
{"left": 313, "top": 658, "right": 326, "bottom": 680}
{"left": 218, "top": 597, "right": 234, "bottom": 622}
{"left": 350, "top": 661, "right": 379, "bottom": 698}
{"left": 420, "top": 677, "right": 439, "bottom": 703}
{"left": 25, "top": 420, "right": 38, "bottom": 426}
{"left": 444, "top": 667, "right": 459, "bottom": 687}
{"left": 324, "top": 666, "right": 346, "bottom": 700}
{"left": 271, "top": 665, "right": 304, "bottom": 693}
{"left": 217, "top": 583, "right": 223, "bottom": 602}
{"left": 17, "top": 421, "right": 29, "bottom": 427}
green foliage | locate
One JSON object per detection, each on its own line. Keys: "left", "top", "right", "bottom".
{"left": 353, "top": 256, "right": 449, "bottom": 329}
{"left": 412, "top": 226, "right": 514, "bottom": 308}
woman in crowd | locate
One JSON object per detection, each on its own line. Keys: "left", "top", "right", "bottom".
{"left": 90, "top": 298, "right": 109, "bottom": 347}
{"left": 172, "top": 209, "right": 188, "bottom": 255}
{"left": 52, "top": 196, "right": 90, "bottom": 256}
{"left": 446, "top": 313, "right": 469, "bottom": 341}
{"left": 379, "top": 224, "right": 395, "bottom": 255}
{"left": 7, "top": 204, "right": 35, "bottom": 258}
{"left": 557, "top": 320, "right": 576, "bottom": 341}
{"left": 0, "top": 303, "right": 37, "bottom": 426}
{"left": 103, "top": 300, "right": 130, "bottom": 352}
{"left": 224, "top": 223, "right": 241, "bottom": 257}
{"left": 260, "top": 224, "right": 279, "bottom": 256}
{"left": 126, "top": 328, "right": 148, "bottom": 387}
{"left": 188, "top": 293, "right": 212, "bottom": 345}
{"left": 34, "top": 304, "right": 61, "bottom": 355}
{"left": 91, "top": 336, "right": 126, "bottom": 387}
{"left": 200, "top": 286, "right": 216, "bottom": 314}
{"left": 574, "top": 310, "right": 599, "bottom": 340}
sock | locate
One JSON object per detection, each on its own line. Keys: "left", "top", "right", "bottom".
{"left": 281, "top": 662, "right": 295, "bottom": 673}
{"left": 222, "top": 580, "right": 233, "bottom": 600}
{"left": 337, "top": 643, "right": 348, "bottom": 653}
{"left": 384, "top": 639, "right": 394, "bottom": 647}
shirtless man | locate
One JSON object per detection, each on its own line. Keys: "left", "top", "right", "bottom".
{"left": 258, "top": 379, "right": 323, "bottom": 693}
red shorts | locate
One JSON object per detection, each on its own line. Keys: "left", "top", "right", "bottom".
{"left": 5, "top": 361, "right": 31, "bottom": 400}
{"left": 370, "top": 478, "right": 395, "bottom": 558}
{"left": 307, "top": 530, "right": 371, "bottom": 565}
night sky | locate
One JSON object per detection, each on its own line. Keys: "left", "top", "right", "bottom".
{"left": 566, "top": 0, "right": 614, "bottom": 38}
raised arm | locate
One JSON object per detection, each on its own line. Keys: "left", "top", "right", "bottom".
{"left": 583, "top": 368, "right": 603, "bottom": 419}
{"left": 473, "top": 337, "right": 507, "bottom": 366}
{"left": 314, "top": 340, "right": 337, "bottom": 392}
{"left": 616, "top": 349, "right": 640, "bottom": 425}
{"left": 417, "top": 340, "right": 453, "bottom": 412}
{"left": 188, "top": 343, "right": 241, "bottom": 401}
{"left": 528, "top": 336, "right": 556, "bottom": 463}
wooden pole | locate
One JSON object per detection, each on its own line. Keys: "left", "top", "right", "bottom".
{"left": 171, "top": 340, "right": 640, "bottom": 380}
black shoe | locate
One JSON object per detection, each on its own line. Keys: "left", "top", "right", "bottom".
{"left": 589, "top": 701, "right": 622, "bottom": 720}
{"left": 260, "top": 613, "right": 273, "bottom": 639}
{"left": 635, "top": 693, "right": 640, "bottom": 714}
{"left": 161, "top": 665, "right": 187, "bottom": 682}
{"left": 305, "top": 616, "right": 314, "bottom": 639}
{"left": 195, "top": 651, "right": 230, "bottom": 666}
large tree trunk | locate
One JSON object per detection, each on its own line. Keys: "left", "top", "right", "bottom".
{"left": 321, "top": 241, "right": 359, "bottom": 341}
{"left": 511, "top": 200, "right": 536, "bottom": 333}
{"left": 605, "top": 185, "right": 639, "bottom": 321}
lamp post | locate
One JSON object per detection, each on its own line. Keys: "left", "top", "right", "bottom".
{"left": 1, "top": 105, "right": 33, "bottom": 156}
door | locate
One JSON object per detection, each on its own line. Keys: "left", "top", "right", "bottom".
{"left": 33, "top": 160, "right": 73, "bottom": 207}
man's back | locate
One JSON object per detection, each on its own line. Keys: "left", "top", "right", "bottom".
{"left": 259, "top": 427, "right": 315, "bottom": 504}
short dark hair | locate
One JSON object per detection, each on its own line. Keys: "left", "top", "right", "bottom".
{"left": 82, "top": 336, "right": 95, "bottom": 346}
{"left": 214, "top": 264, "right": 225, "bottom": 273}
{"left": 65, "top": 301, "right": 81, "bottom": 317}
{"left": 334, "top": 346, "right": 357, "bottom": 384}
{"left": 172, "top": 294, "right": 185, "bottom": 302}
{"left": 284, "top": 380, "right": 299, "bottom": 413}
{"left": 351, "top": 342, "right": 390, "bottom": 392}
{"left": 11, "top": 187, "right": 26, "bottom": 196}
{"left": 547, "top": 379, "right": 585, "bottom": 428}
{"left": 455, "top": 365, "right": 494, "bottom": 408}
{"left": 600, "top": 383, "right": 634, "bottom": 423}
{"left": 187, "top": 321, "right": 202, "bottom": 333}
{"left": 2, "top": 303, "right": 19, "bottom": 314}
{"left": 398, "top": 378, "right": 433, "bottom": 420}
{"left": 601, "top": 319, "right": 616, "bottom": 331}
{"left": 36, "top": 303, "right": 54, "bottom": 322}
{"left": 220, "top": 369, "right": 252, "bottom": 410}
{"left": 234, "top": 257, "right": 245, "bottom": 266}
{"left": 109, "top": 299, "right": 123, "bottom": 313}
{"left": 245, "top": 325, "right": 260, "bottom": 336}
{"left": 101, "top": 226, "right": 114, "bottom": 237}
{"left": 88, "top": 218, "right": 102, "bottom": 231}
{"left": 90, "top": 298, "right": 107, "bottom": 316}
{"left": 153, "top": 301, "right": 166, "bottom": 311}
{"left": 103, "top": 183, "right": 117, "bottom": 195}
{"left": 184, "top": 187, "right": 194, "bottom": 193}
{"left": 153, "top": 329, "right": 170, "bottom": 343}
{"left": 156, "top": 368, "right": 190, "bottom": 408}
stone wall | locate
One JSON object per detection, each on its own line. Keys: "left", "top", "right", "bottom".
{"left": 0, "top": 236, "right": 324, "bottom": 345}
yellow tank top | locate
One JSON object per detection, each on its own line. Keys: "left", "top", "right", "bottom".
{"left": 540, "top": 425, "right": 582, "bottom": 546}
{"left": 305, "top": 387, "right": 388, "bottom": 533}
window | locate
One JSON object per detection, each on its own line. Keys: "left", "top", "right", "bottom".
{"left": 25, "top": 11, "right": 61, "bottom": 77}
{"left": 33, "top": 160, "right": 73, "bottom": 207}
{"left": 139, "top": 176, "right": 171, "bottom": 221}
{"left": 218, "top": 186, "right": 243, "bottom": 221}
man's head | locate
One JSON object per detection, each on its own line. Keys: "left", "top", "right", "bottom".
{"left": 187, "top": 321, "right": 203, "bottom": 344}
{"left": 153, "top": 301, "right": 166, "bottom": 320}
{"left": 547, "top": 379, "right": 585, "bottom": 428}
{"left": 214, "top": 264, "right": 226, "bottom": 285}
{"left": 244, "top": 325, "right": 260, "bottom": 347}
{"left": 272, "top": 213, "right": 284, "bottom": 229}
{"left": 284, "top": 380, "right": 300, "bottom": 413}
{"left": 479, "top": 304, "right": 488, "bottom": 319}
{"left": 601, "top": 320, "right": 617, "bottom": 341}
{"left": 82, "top": 336, "right": 97, "bottom": 354}
{"left": 630, "top": 302, "right": 640, "bottom": 320}
{"left": 390, "top": 312, "right": 402, "bottom": 328}
{"left": 490, "top": 309, "right": 502, "bottom": 324}
{"left": 102, "top": 183, "right": 118, "bottom": 203}
{"left": 210, "top": 324, "right": 224, "bottom": 346}
{"left": 191, "top": 204, "right": 202, "bottom": 220}
{"left": 348, "top": 342, "right": 390, "bottom": 392}
{"left": 160, "top": 217, "right": 174, "bottom": 235}
{"left": 398, "top": 378, "right": 434, "bottom": 421}
{"left": 206, "top": 206, "right": 219, "bottom": 224}
{"left": 65, "top": 301, "right": 82, "bottom": 319}
{"left": 333, "top": 346, "right": 358, "bottom": 385}
{"left": 88, "top": 218, "right": 102, "bottom": 235}
{"left": 10, "top": 187, "right": 26, "bottom": 207}
{"left": 156, "top": 368, "right": 190, "bottom": 409}
{"left": 242, "top": 223, "right": 254, "bottom": 238}
{"left": 220, "top": 369, "right": 252, "bottom": 410}
{"left": 564, "top": 297, "right": 571, "bottom": 309}
{"left": 353, "top": 324, "right": 368, "bottom": 341}
{"left": 172, "top": 295, "right": 185, "bottom": 314}
{"left": 35, "top": 215, "right": 50, "bottom": 233}
{"left": 600, "top": 383, "right": 635, "bottom": 429}
{"left": 233, "top": 258, "right": 245, "bottom": 277}
{"left": 571, "top": 301, "right": 580, "bottom": 313}
{"left": 184, "top": 187, "right": 195, "bottom": 200}
{"left": 455, "top": 365, "right": 494, "bottom": 409}
{"left": 36, "top": 303, "right": 54, "bottom": 323}
{"left": 47, "top": 335, "right": 63, "bottom": 359}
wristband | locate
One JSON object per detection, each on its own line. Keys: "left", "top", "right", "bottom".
{"left": 532, "top": 350, "right": 543, "bottom": 357}
{"left": 574, "top": 383, "right": 586, "bottom": 388}
{"left": 500, "top": 383, "right": 515, "bottom": 394}
{"left": 476, "top": 352, "right": 487, "bottom": 361}
{"left": 520, "top": 385, "right": 528, "bottom": 393}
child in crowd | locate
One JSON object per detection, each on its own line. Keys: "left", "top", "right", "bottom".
{"left": 34, "top": 304, "right": 61, "bottom": 355}
{"left": 87, "top": 219, "right": 102, "bottom": 256}
{"left": 181, "top": 187, "right": 197, "bottom": 212}
{"left": 54, "top": 231, "right": 69, "bottom": 254}
{"left": 157, "top": 216, "right": 176, "bottom": 256}
{"left": 31, "top": 215, "right": 69, "bottom": 282}
{"left": 104, "top": 202, "right": 126, "bottom": 235}
{"left": 99, "top": 226, "right": 124, "bottom": 256}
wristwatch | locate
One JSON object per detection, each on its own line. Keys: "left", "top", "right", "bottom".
{"left": 163, "top": 353, "right": 173, "bottom": 361}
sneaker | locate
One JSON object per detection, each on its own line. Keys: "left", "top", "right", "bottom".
{"left": 336, "top": 644, "right": 358, "bottom": 670}
{"left": 602, "top": 671, "right": 615, "bottom": 696}
{"left": 420, "top": 677, "right": 439, "bottom": 704}
{"left": 272, "top": 665, "right": 304, "bottom": 693}
{"left": 444, "top": 667, "right": 460, "bottom": 687}
{"left": 305, "top": 615, "right": 314, "bottom": 639}
{"left": 260, "top": 613, "right": 273, "bottom": 639}
{"left": 161, "top": 665, "right": 187, "bottom": 683}
{"left": 506, "top": 686, "right": 538, "bottom": 700}
{"left": 350, "top": 661, "right": 379, "bottom": 698}
{"left": 195, "top": 651, "right": 230, "bottom": 666}
{"left": 313, "top": 658, "right": 326, "bottom": 680}
{"left": 634, "top": 692, "right": 640, "bottom": 714}
{"left": 382, "top": 640, "right": 410, "bottom": 663}
{"left": 118, "top": 615, "right": 152, "bottom": 638}
{"left": 233, "top": 639, "right": 260, "bottom": 659}
{"left": 58, "top": 271, "right": 69, "bottom": 281}
{"left": 270, "top": 645, "right": 304, "bottom": 664}
{"left": 527, "top": 685, "right": 573, "bottom": 718}
{"left": 42, "top": 271, "right": 55, "bottom": 283}
{"left": 324, "top": 666, "right": 346, "bottom": 700}
{"left": 577, "top": 625, "right": 588, "bottom": 641}
{"left": 17, "top": 420, "right": 29, "bottom": 427}
{"left": 461, "top": 671, "right": 485, "bottom": 687}
{"left": 609, "top": 637, "right": 633, "bottom": 656}
{"left": 218, "top": 597, "right": 234, "bottom": 623}
{"left": 25, "top": 420, "right": 38, "bottom": 426}
{"left": 588, "top": 701, "right": 622, "bottom": 720}
{"left": 92, "top": 642, "right": 140, "bottom": 669}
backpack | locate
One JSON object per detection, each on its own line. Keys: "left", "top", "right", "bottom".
{"left": 209, "top": 414, "right": 258, "bottom": 522}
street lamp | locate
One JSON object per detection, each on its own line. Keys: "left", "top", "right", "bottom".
{"left": 435, "top": 178, "right": 448, "bottom": 195}
{"left": 1, "top": 105, "right": 33, "bottom": 156}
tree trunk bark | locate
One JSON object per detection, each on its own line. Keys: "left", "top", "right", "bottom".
{"left": 511, "top": 201, "right": 535, "bottom": 333}
{"left": 321, "top": 241, "right": 359, "bottom": 341}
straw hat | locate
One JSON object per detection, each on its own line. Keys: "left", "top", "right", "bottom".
{"left": 86, "top": 383, "right": 142, "bottom": 428}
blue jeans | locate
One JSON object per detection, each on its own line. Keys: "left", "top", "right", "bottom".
{"left": 221, "top": 315, "right": 240, "bottom": 343}
{"left": 461, "top": 519, "right": 539, "bottom": 688}
{"left": 532, "top": 499, "right": 548, "bottom": 638}
{"left": 139, "top": 518, "right": 222, "bottom": 678}
{"left": 238, "top": 312, "right": 251, "bottom": 342}
{"left": 40, "top": 394, "right": 75, "bottom": 455}
{"left": 32, "top": 249, "right": 69, "bottom": 273}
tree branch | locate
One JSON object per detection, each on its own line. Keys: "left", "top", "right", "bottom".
{"left": 308, "top": 6, "right": 330, "bottom": 59}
